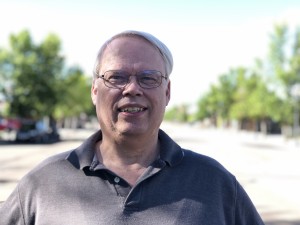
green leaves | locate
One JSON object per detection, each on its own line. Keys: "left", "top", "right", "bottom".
{"left": 54, "top": 67, "right": 93, "bottom": 118}
{"left": 0, "top": 30, "right": 93, "bottom": 120}
{"left": 189, "top": 24, "right": 300, "bottom": 128}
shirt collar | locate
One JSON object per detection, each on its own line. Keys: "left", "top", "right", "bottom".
{"left": 66, "top": 129, "right": 184, "bottom": 170}
{"left": 158, "top": 129, "right": 184, "bottom": 167}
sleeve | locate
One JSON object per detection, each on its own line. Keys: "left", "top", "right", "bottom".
{"left": 0, "top": 186, "right": 25, "bottom": 225}
{"left": 234, "top": 181, "right": 265, "bottom": 225}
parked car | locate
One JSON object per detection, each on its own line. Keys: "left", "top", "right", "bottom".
{"left": 15, "top": 119, "right": 59, "bottom": 143}
{"left": 0, "top": 118, "right": 21, "bottom": 131}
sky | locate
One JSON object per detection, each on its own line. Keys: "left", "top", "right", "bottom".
{"left": 1, "top": 0, "right": 300, "bottom": 108}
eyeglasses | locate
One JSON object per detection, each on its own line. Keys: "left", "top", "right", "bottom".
{"left": 97, "top": 70, "right": 168, "bottom": 89}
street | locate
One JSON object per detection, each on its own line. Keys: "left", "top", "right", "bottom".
{"left": 1, "top": 122, "right": 300, "bottom": 225}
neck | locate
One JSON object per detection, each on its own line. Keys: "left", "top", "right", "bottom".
{"left": 95, "top": 132, "right": 160, "bottom": 186}
{"left": 99, "top": 133, "right": 159, "bottom": 163}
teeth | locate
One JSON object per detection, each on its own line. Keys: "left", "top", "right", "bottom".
{"left": 120, "top": 107, "right": 145, "bottom": 112}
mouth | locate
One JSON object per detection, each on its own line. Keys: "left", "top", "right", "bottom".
{"left": 118, "top": 106, "right": 147, "bottom": 113}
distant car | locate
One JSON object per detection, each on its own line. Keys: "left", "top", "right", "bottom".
{"left": 0, "top": 118, "right": 21, "bottom": 131}
{"left": 15, "top": 119, "right": 59, "bottom": 143}
{"left": 0, "top": 118, "right": 6, "bottom": 130}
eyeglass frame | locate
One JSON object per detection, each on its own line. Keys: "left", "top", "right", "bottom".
{"left": 96, "top": 69, "right": 168, "bottom": 89}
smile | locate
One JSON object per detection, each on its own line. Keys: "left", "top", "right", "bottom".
{"left": 119, "top": 107, "right": 146, "bottom": 113}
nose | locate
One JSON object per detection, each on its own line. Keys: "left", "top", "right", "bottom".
{"left": 122, "top": 76, "right": 143, "bottom": 96}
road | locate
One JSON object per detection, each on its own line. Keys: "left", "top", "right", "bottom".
{"left": 1, "top": 122, "right": 300, "bottom": 225}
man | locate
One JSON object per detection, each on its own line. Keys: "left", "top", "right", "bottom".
{"left": 0, "top": 30, "right": 265, "bottom": 224}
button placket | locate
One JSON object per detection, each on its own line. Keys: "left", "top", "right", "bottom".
{"left": 112, "top": 177, "right": 131, "bottom": 198}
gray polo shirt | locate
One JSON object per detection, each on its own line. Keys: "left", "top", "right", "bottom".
{"left": 0, "top": 129, "right": 264, "bottom": 225}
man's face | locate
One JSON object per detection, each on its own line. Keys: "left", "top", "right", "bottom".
{"left": 91, "top": 36, "right": 171, "bottom": 138}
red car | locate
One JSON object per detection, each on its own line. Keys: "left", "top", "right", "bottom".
{"left": 0, "top": 118, "right": 21, "bottom": 130}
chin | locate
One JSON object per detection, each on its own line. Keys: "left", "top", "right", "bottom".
{"left": 118, "top": 124, "right": 149, "bottom": 136}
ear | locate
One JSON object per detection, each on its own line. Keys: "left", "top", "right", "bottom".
{"left": 91, "top": 81, "right": 98, "bottom": 106}
{"left": 165, "top": 80, "right": 171, "bottom": 106}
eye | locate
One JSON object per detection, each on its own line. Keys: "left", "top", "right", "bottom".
{"left": 107, "top": 71, "right": 128, "bottom": 84}
{"left": 140, "top": 75, "right": 159, "bottom": 84}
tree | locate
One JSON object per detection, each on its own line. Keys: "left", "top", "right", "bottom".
{"left": 214, "top": 69, "right": 238, "bottom": 124}
{"left": 268, "top": 24, "right": 300, "bottom": 128}
{"left": 269, "top": 24, "right": 300, "bottom": 90}
{"left": 195, "top": 85, "right": 219, "bottom": 126}
{"left": 195, "top": 65, "right": 282, "bottom": 131}
{"left": 0, "top": 30, "right": 64, "bottom": 119}
{"left": 195, "top": 68, "right": 238, "bottom": 127}
{"left": 0, "top": 30, "right": 95, "bottom": 134}
{"left": 164, "top": 104, "right": 190, "bottom": 122}
{"left": 229, "top": 66, "right": 282, "bottom": 131}
{"left": 54, "top": 66, "right": 94, "bottom": 119}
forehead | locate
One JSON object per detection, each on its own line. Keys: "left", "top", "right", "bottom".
{"left": 99, "top": 36, "right": 165, "bottom": 72}
{"left": 103, "top": 36, "right": 159, "bottom": 59}
{"left": 107, "top": 35, "right": 157, "bottom": 51}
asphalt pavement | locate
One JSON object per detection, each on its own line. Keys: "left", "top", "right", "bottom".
{"left": 1, "top": 122, "right": 300, "bottom": 225}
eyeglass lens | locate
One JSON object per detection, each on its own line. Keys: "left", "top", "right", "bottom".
{"left": 103, "top": 70, "right": 164, "bottom": 89}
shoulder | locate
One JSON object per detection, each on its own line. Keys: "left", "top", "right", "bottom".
{"left": 17, "top": 130, "right": 101, "bottom": 187}
{"left": 182, "top": 149, "right": 223, "bottom": 166}
{"left": 32, "top": 150, "right": 73, "bottom": 172}
{"left": 17, "top": 150, "right": 74, "bottom": 187}
{"left": 180, "top": 149, "right": 236, "bottom": 182}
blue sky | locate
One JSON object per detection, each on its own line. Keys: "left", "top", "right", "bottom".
{"left": 1, "top": 0, "right": 300, "bottom": 107}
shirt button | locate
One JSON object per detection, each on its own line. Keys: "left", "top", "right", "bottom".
{"left": 114, "top": 177, "right": 120, "bottom": 183}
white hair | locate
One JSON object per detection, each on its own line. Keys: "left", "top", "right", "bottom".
{"left": 93, "top": 30, "right": 173, "bottom": 80}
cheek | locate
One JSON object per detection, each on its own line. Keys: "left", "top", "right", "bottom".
{"left": 96, "top": 88, "right": 120, "bottom": 113}
{"left": 96, "top": 93, "right": 112, "bottom": 122}
{"left": 97, "top": 91, "right": 110, "bottom": 108}
{"left": 159, "top": 85, "right": 170, "bottom": 107}
{"left": 151, "top": 91, "right": 168, "bottom": 112}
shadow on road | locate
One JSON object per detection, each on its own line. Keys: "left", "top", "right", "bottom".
{"left": 0, "top": 128, "right": 95, "bottom": 145}
{"left": 0, "top": 140, "right": 15, "bottom": 145}
{"left": 0, "top": 140, "right": 59, "bottom": 145}
{"left": 0, "top": 138, "right": 86, "bottom": 146}
{"left": 0, "top": 178, "right": 19, "bottom": 184}
{"left": 242, "top": 142, "right": 284, "bottom": 150}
